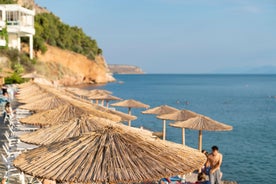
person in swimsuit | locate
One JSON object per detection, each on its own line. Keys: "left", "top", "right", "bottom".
{"left": 208, "top": 146, "right": 223, "bottom": 184}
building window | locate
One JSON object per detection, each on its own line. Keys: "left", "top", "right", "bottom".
{"left": 6, "top": 11, "right": 20, "bottom": 25}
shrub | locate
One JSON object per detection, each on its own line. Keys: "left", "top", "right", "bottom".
{"left": 5, "top": 72, "right": 25, "bottom": 84}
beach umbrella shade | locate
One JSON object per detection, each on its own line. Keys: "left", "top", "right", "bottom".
{"left": 89, "top": 94, "right": 122, "bottom": 107}
{"left": 16, "top": 84, "right": 45, "bottom": 100}
{"left": 19, "top": 104, "right": 122, "bottom": 127}
{"left": 17, "top": 92, "right": 50, "bottom": 104}
{"left": 14, "top": 126, "right": 206, "bottom": 183}
{"left": 89, "top": 89, "right": 112, "bottom": 96}
{"left": 142, "top": 105, "right": 178, "bottom": 140}
{"left": 18, "top": 95, "right": 70, "bottom": 112}
{"left": 20, "top": 115, "right": 113, "bottom": 145}
{"left": 111, "top": 99, "right": 149, "bottom": 126}
{"left": 90, "top": 103, "right": 137, "bottom": 123}
{"left": 156, "top": 110, "right": 197, "bottom": 141}
{"left": 170, "top": 115, "right": 233, "bottom": 151}
{"left": 87, "top": 89, "right": 113, "bottom": 104}
{"left": 65, "top": 87, "right": 92, "bottom": 98}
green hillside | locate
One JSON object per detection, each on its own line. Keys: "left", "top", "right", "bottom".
{"left": 34, "top": 13, "right": 102, "bottom": 60}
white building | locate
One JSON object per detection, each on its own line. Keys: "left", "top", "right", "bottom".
{"left": 0, "top": 4, "right": 35, "bottom": 59}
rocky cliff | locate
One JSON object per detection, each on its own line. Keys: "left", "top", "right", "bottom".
{"left": 16, "top": 0, "right": 115, "bottom": 86}
{"left": 17, "top": 0, "right": 49, "bottom": 13}
{"left": 108, "top": 64, "right": 144, "bottom": 74}
{"left": 36, "top": 45, "right": 115, "bottom": 86}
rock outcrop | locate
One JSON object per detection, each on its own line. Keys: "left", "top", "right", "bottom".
{"left": 108, "top": 64, "right": 144, "bottom": 74}
{"left": 16, "top": 0, "right": 115, "bottom": 86}
{"left": 17, "top": 0, "right": 49, "bottom": 13}
{"left": 36, "top": 45, "right": 115, "bottom": 86}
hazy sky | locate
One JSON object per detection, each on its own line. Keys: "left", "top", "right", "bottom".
{"left": 35, "top": 0, "right": 276, "bottom": 73}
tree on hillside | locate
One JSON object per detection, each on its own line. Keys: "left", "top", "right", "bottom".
{"left": 34, "top": 13, "right": 100, "bottom": 60}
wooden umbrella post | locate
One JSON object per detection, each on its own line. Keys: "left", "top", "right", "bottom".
{"left": 106, "top": 100, "right": 109, "bottom": 108}
{"left": 162, "top": 119, "right": 166, "bottom": 140}
{"left": 128, "top": 107, "right": 132, "bottom": 126}
{"left": 182, "top": 128, "right": 185, "bottom": 145}
{"left": 198, "top": 130, "right": 202, "bottom": 152}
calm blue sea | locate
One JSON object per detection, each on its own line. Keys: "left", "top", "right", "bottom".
{"left": 85, "top": 74, "right": 276, "bottom": 184}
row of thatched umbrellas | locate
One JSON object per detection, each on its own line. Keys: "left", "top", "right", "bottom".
{"left": 11, "top": 82, "right": 209, "bottom": 183}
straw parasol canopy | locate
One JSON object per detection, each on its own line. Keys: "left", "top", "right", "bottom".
{"left": 89, "top": 94, "right": 122, "bottom": 107}
{"left": 65, "top": 87, "right": 91, "bottom": 98}
{"left": 14, "top": 126, "right": 206, "bottom": 183}
{"left": 16, "top": 84, "right": 45, "bottom": 100}
{"left": 111, "top": 99, "right": 149, "bottom": 126}
{"left": 142, "top": 105, "right": 178, "bottom": 140}
{"left": 142, "top": 105, "right": 178, "bottom": 115}
{"left": 17, "top": 92, "right": 50, "bottom": 104}
{"left": 20, "top": 115, "right": 113, "bottom": 145}
{"left": 102, "top": 108, "right": 137, "bottom": 122}
{"left": 19, "top": 95, "right": 69, "bottom": 112}
{"left": 89, "top": 89, "right": 112, "bottom": 96}
{"left": 170, "top": 115, "right": 233, "bottom": 151}
{"left": 19, "top": 104, "right": 122, "bottom": 126}
{"left": 156, "top": 110, "right": 197, "bottom": 141}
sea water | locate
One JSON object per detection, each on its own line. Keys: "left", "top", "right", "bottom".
{"left": 84, "top": 74, "right": 276, "bottom": 184}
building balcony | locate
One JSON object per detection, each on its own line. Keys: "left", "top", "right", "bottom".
{"left": 7, "top": 25, "right": 35, "bottom": 35}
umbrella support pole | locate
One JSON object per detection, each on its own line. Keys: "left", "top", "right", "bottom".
{"left": 128, "top": 108, "right": 132, "bottom": 126}
{"left": 106, "top": 101, "right": 109, "bottom": 108}
{"left": 20, "top": 172, "right": 25, "bottom": 184}
{"left": 198, "top": 130, "right": 202, "bottom": 152}
{"left": 163, "top": 119, "right": 166, "bottom": 140}
{"left": 182, "top": 128, "right": 185, "bottom": 145}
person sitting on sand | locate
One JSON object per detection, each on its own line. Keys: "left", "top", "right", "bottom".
{"left": 208, "top": 146, "right": 223, "bottom": 184}
{"left": 195, "top": 173, "right": 210, "bottom": 184}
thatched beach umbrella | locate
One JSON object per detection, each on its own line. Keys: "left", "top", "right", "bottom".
{"left": 19, "top": 95, "right": 69, "bottom": 112}
{"left": 19, "top": 104, "right": 122, "bottom": 126}
{"left": 20, "top": 116, "right": 113, "bottom": 145}
{"left": 89, "top": 94, "right": 122, "bottom": 107}
{"left": 157, "top": 110, "right": 197, "bottom": 141}
{"left": 111, "top": 99, "right": 149, "bottom": 126}
{"left": 17, "top": 92, "right": 50, "bottom": 104}
{"left": 14, "top": 126, "right": 206, "bottom": 183}
{"left": 89, "top": 89, "right": 112, "bottom": 95}
{"left": 170, "top": 115, "right": 233, "bottom": 151}
{"left": 142, "top": 105, "right": 178, "bottom": 140}
{"left": 16, "top": 84, "right": 45, "bottom": 100}
{"left": 65, "top": 87, "right": 91, "bottom": 98}
{"left": 87, "top": 89, "right": 113, "bottom": 104}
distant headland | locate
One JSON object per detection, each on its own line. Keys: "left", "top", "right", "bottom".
{"left": 108, "top": 64, "right": 144, "bottom": 74}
